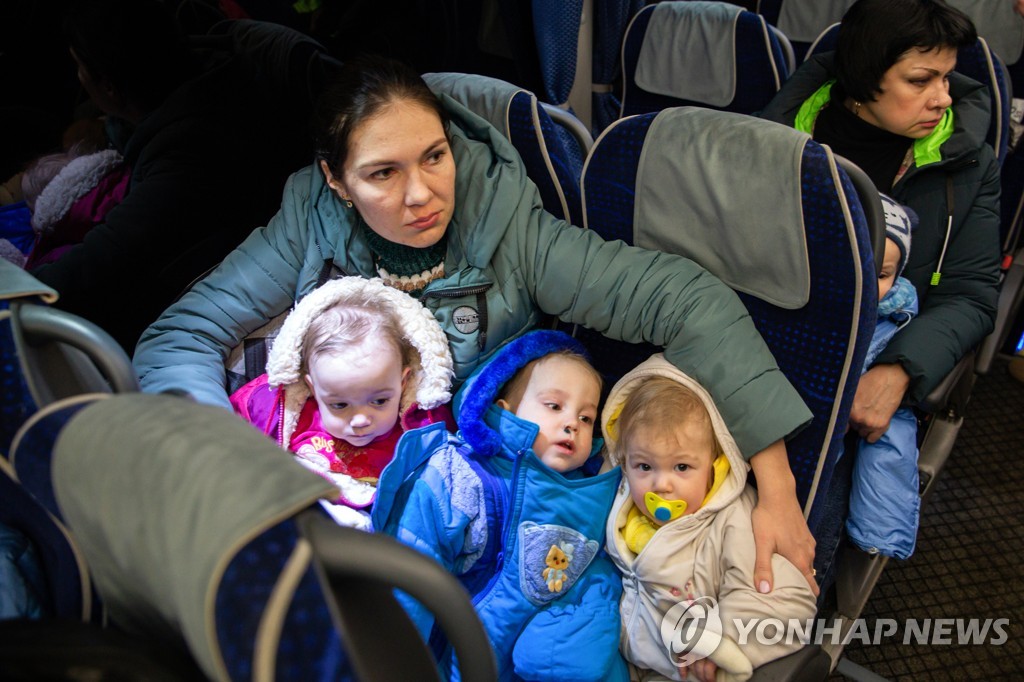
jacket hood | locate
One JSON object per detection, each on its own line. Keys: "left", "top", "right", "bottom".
{"left": 456, "top": 330, "right": 589, "bottom": 458}
{"left": 763, "top": 52, "right": 991, "bottom": 167}
{"left": 601, "top": 354, "right": 749, "bottom": 514}
{"left": 30, "top": 150, "right": 124, "bottom": 233}
{"left": 265, "top": 276, "right": 454, "bottom": 446}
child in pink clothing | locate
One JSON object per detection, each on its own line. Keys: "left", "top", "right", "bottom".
{"left": 231, "top": 277, "right": 455, "bottom": 529}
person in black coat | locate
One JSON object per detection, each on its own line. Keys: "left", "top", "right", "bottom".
{"left": 32, "top": 0, "right": 319, "bottom": 352}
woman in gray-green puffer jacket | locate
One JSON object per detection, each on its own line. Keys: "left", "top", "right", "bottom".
{"left": 134, "top": 57, "right": 817, "bottom": 589}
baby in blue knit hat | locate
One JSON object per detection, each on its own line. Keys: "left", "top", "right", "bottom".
{"left": 878, "top": 192, "right": 915, "bottom": 300}
{"left": 846, "top": 193, "right": 922, "bottom": 560}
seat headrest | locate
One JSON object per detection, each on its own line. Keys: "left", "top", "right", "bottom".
{"left": 633, "top": 1, "right": 745, "bottom": 107}
{"left": 52, "top": 394, "right": 336, "bottom": 681}
{"left": 0, "top": 259, "right": 57, "bottom": 304}
{"left": 423, "top": 72, "right": 530, "bottom": 139}
{"left": 777, "top": 0, "right": 853, "bottom": 43}
{"left": 947, "top": 0, "right": 1024, "bottom": 64}
{"left": 631, "top": 107, "right": 812, "bottom": 309}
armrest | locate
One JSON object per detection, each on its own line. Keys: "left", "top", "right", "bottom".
{"left": 298, "top": 511, "right": 497, "bottom": 682}
{"left": 13, "top": 302, "right": 139, "bottom": 404}
{"left": 976, "top": 248, "right": 1024, "bottom": 375}
{"left": 748, "top": 644, "right": 831, "bottom": 681}
{"left": 916, "top": 352, "right": 976, "bottom": 416}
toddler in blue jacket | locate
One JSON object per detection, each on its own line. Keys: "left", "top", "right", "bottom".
{"left": 373, "top": 330, "right": 627, "bottom": 681}
{"left": 846, "top": 194, "right": 921, "bottom": 559}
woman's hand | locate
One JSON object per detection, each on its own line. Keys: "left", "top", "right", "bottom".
{"left": 849, "top": 363, "right": 910, "bottom": 443}
{"left": 750, "top": 440, "right": 819, "bottom": 596}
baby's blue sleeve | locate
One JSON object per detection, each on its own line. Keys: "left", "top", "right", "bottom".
{"left": 392, "top": 449, "right": 483, "bottom": 640}
{"left": 846, "top": 407, "right": 920, "bottom": 559}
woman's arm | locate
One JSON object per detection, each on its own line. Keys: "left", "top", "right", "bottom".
{"left": 133, "top": 170, "right": 314, "bottom": 408}
{"left": 750, "top": 440, "right": 818, "bottom": 594}
{"left": 876, "top": 157, "right": 1001, "bottom": 403}
{"left": 516, "top": 208, "right": 813, "bottom": 457}
{"left": 510, "top": 207, "right": 816, "bottom": 591}
{"left": 849, "top": 363, "right": 911, "bottom": 442}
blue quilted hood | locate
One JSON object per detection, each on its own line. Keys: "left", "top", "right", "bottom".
{"left": 454, "top": 330, "right": 590, "bottom": 458}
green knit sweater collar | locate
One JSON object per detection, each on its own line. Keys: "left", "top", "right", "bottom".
{"left": 362, "top": 225, "right": 447, "bottom": 291}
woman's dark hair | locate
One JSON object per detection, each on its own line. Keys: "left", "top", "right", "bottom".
{"left": 64, "top": 0, "right": 193, "bottom": 113}
{"left": 835, "top": 0, "right": 976, "bottom": 103}
{"left": 313, "top": 55, "right": 449, "bottom": 176}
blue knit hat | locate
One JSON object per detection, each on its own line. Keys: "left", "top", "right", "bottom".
{"left": 880, "top": 193, "right": 916, "bottom": 279}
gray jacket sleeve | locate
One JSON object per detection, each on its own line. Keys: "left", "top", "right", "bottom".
{"left": 133, "top": 172, "right": 313, "bottom": 408}
{"left": 511, "top": 202, "right": 812, "bottom": 458}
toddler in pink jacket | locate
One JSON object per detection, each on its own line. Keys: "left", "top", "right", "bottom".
{"left": 231, "top": 277, "right": 455, "bottom": 529}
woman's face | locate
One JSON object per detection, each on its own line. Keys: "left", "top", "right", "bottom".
{"left": 321, "top": 100, "right": 455, "bottom": 249}
{"left": 858, "top": 46, "right": 957, "bottom": 139}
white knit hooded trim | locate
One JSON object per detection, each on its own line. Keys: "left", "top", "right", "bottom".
{"left": 265, "top": 277, "right": 454, "bottom": 448}
{"left": 30, "top": 150, "right": 123, "bottom": 234}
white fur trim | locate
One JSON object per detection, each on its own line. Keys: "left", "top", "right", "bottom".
{"left": 265, "top": 277, "right": 454, "bottom": 446}
{"left": 30, "top": 150, "right": 123, "bottom": 234}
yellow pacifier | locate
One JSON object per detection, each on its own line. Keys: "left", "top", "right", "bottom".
{"left": 644, "top": 492, "right": 687, "bottom": 523}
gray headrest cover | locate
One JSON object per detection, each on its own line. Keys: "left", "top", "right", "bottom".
{"left": 53, "top": 394, "right": 336, "bottom": 680}
{"left": 634, "top": 1, "right": 744, "bottom": 107}
{"left": 634, "top": 108, "right": 811, "bottom": 309}
{"left": 947, "top": 0, "right": 1024, "bottom": 65}
{"left": 0, "top": 259, "right": 58, "bottom": 303}
{"left": 777, "top": 0, "right": 855, "bottom": 43}
{"left": 423, "top": 72, "right": 526, "bottom": 138}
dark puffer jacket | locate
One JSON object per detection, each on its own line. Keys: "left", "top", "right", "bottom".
{"left": 32, "top": 29, "right": 315, "bottom": 353}
{"left": 760, "top": 53, "right": 1000, "bottom": 403}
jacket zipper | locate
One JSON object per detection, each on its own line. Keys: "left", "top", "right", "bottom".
{"left": 895, "top": 158, "right": 977, "bottom": 288}
{"left": 473, "top": 451, "right": 523, "bottom": 605}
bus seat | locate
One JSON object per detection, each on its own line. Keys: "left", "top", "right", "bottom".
{"left": 424, "top": 72, "right": 591, "bottom": 227}
{"left": 620, "top": 2, "right": 791, "bottom": 118}
{"left": 580, "top": 105, "right": 875, "bottom": 555}
{"left": 578, "top": 107, "right": 876, "bottom": 677}
{"left": 0, "top": 260, "right": 137, "bottom": 624}
{"left": 1, "top": 260, "right": 138, "bottom": 456}
{"left": 48, "top": 393, "right": 496, "bottom": 681}
{"left": 593, "top": 0, "right": 646, "bottom": 135}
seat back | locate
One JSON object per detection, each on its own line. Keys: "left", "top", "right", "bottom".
{"left": 50, "top": 394, "right": 495, "bottom": 682}
{"left": 769, "top": 0, "right": 852, "bottom": 62}
{"left": 425, "top": 72, "right": 589, "bottom": 227}
{"left": 580, "top": 108, "right": 875, "bottom": 532}
{"left": 0, "top": 261, "right": 138, "bottom": 623}
{"left": 593, "top": 0, "right": 647, "bottom": 134}
{"left": 620, "top": 1, "right": 790, "bottom": 117}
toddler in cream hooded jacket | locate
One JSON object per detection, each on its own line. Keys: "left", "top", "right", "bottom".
{"left": 603, "top": 354, "right": 817, "bottom": 681}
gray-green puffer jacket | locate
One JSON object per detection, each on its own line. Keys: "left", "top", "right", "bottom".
{"left": 760, "top": 53, "right": 1000, "bottom": 404}
{"left": 134, "top": 95, "right": 811, "bottom": 457}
